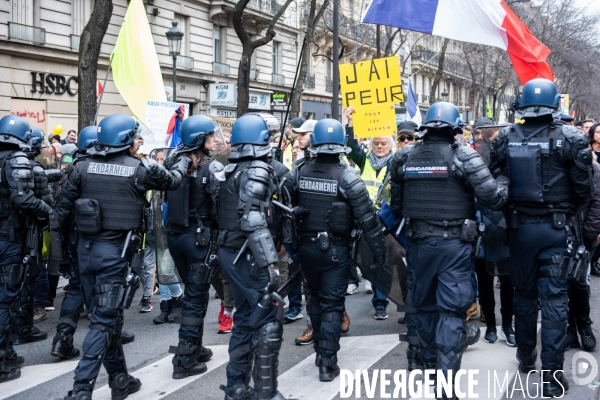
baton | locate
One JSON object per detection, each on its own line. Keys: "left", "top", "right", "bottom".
{"left": 272, "top": 200, "right": 293, "bottom": 214}
{"left": 395, "top": 217, "right": 406, "bottom": 237}
{"left": 233, "top": 239, "right": 249, "bottom": 266}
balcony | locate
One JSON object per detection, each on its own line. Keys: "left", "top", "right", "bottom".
{"left": 70, "top": 35, "right": 80, "bottom": 51}
{"left": 304, "top": 73, "right": 315, "bottom": 89}
{"left": 9, "top": 22, "right": 45, "bottom": 45}
{"left": 300, "top": 3, "right": 387, "bottom": 50}
{"left": 411, "top": 48, "right": 471, "bottom": 79}
{"left": 248, "top": 0, "right": 283, "bottom": 16}
{"left": 422, "top": 94, "right": 429, "bottom": 103}
{"left": 213, "top": 62, "right": 230, "bottom": 75}
{"left": 325, "top": 77, "right": 333, "bottom": 93}
{"left": 250, "top": 68, "right": 260, "bottom": 81}
{"left": 272, "top": 73, "right": 285, "bottom": 85}
{"left": 178, "top": 55, "right": 194, "bottom": 70}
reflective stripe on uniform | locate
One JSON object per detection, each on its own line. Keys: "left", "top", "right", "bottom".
{"left": 360, "top": 158, "right": 386, "bottom": 202}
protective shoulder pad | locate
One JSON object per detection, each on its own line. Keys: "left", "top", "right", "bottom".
{"left": 209, "top": 160, "right": 225, "bottom": 175}
{"left": 246, "top": 160, "right": 272, "bottom": 184}
{"left": 560, "top": 125, "right": 588, "bottom": 149}
{"left": 339, "top": 165, "right": 363, "bottom": 190}
{"left": 9, "top": 151, "right": 32, "bottom": 170}
{"left": 455, "top": 145, "right": 481, "bottom": 162}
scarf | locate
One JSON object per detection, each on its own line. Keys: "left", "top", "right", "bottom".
{"left": 368, "top": 151, "right": 393, "bottom": 171}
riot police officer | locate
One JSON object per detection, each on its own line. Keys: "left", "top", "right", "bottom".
{"left": 50, "top": 114, "right": 190, "bottom": 399}
{"left": 218, "top": 113, "right": 291, "bottom": 400}
{"left": 50, "top": 125, "right": 97, "bottom": 360}
{"left": 12, "top": 126, "right": 62, "bottom": 345}
{"left": 390, "top": 102, "right": 507, "bottom": 399}
{"left": 489, "top": 79, "right": 594, "bottom": 397}
{"left": 286, "top": 119, "right": 387, "bottom": 381}
{"left": 165, "top": 115, "right": 225, "bottom": 379}
{"left": 0, "top": 115, "right": 53, "bottom": 383}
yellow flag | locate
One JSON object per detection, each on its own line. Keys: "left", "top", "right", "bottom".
{"left": 111, "top": 0, "right": 166, "bottom": 123}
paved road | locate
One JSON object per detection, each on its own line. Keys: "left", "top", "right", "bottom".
{"left": 3, "top": 276, "right": 600, "bottom": 400}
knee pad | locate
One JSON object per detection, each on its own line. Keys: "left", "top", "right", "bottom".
{"left": 189, "top": 262, "right": 212, "bottom": 285}
{"left": 93, "top": 283, "right": 123, "bottom": 310}
{"left": 255, "top": 321, "right": 283, "bottom": 355}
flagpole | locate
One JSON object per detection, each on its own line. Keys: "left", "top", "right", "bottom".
{"left": 355, "top": 0, "right": 366, "bottom": 62}
{"left": 94, "top": 54, "right": 113, "bottom": 126}
{"left": 332, "top": 0, "right": 340, "bottom": 120}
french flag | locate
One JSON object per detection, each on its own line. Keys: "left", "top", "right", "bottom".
{"left": 362, "top": 0, "right": 554, "bottom": 84}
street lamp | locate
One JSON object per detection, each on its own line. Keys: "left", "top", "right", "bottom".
{"left": 441, "top": 88, "right": 449, "bottom": 102}
{"left": 166, "top": 21, "right": 184, "bottom": 102}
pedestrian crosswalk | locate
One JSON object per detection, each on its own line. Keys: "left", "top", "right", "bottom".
{"left": 1, "top": 333, "right": 533, "bottom": 400}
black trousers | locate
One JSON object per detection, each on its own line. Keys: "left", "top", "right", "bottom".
{"left": 474, "top": 258, "right": 514, "bottom": 328}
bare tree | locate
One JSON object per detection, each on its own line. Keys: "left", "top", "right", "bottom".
{"left": 429, "top": 38, "right": 450, "bottom": 102}
{"left": 78, "top": 0, "right": 113, "bottom": 131}
{"left": 233, "top": 0, "right": 295, "bottom": 117}
{"left": 289, "top": 0, "right": 330, "bottom": 118}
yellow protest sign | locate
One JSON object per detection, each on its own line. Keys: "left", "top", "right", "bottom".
{"left": 340, "top": 56, "right": 403, "bottom": 138}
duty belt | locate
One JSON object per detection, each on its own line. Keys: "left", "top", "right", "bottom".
{"left": 299, "top": 234, "right": 348, "bottom": 246}
{"left": 517, "top": 214, "right": 554, "bottom": 223}
{"left": 408, "top": 220, "right": 462, "bottom": 238}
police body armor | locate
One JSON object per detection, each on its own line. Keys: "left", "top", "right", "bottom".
{"left": 167, "top": 159, "right": 212, "bottom": 231}
{"left": 403, "top": 142, "right": 475, "bottom": 222}
{"left": 505, "top": 123, "right": 571, "bottom": 206}
{"left": 297, "top": 161, "right": 351, "bottom": 236}
{"left": 78, "top": 154, "right": 146, "bottom": 233}
{"left": 0, "top": 150, "right": 28, "bottom": 241}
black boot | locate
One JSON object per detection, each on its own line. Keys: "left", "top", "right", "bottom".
{"left": 465, "top": 325, "right": 481, "bottom": 346}
{"left": 170, "top": 340, "right": 208, "bottom": 379}
{"left": 318, "top": 355, "right": 340, "bottom": 382}
{"left": 121, "top": 329, "right": 135, "bottom": 345}
{"left": 13, "top": 324, "right": 47, "bottom": 345}
{"left": 168, "top": 295, "right": 183, "bottom": 323}
{"left": 565, "top": 326, "right": 580, "bottom": 350}
{"left": 516, "top": 349, "right": 537, "bottom": 373}
{"left": 197, "top": 344, "right": 213, "bottom": 363}
{"left": 579, "top": 326, "right": 597, "bottom": 351}
{"left": 0, "top": 368, "right": 20, "bottom": 383}
{"left": 407, "top": 344, "right": 423, "bottom": 371}
{"left": 542, "top": 370, "right": 569, "bottom": 398}
{"left": 108, "top": 372, "right": 142, "bottom": 400}
{"left": 64, "top": 389, "right": 93, "bottom": 400}
{"left": 220, "top": 384, "right": 254, "bottom": 400}
{"left": 51, "top": 327, "right": 80, "bottom": 359}
{"left": 0, "top": 343, "right": 25, "bottom": 369}
{"left": 153, "top": 300, "right": 171, "bottom": 325}
{"left": 591, "top": 261, "right": 600, "bottom": 277}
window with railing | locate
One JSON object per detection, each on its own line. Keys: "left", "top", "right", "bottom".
{"left": 304, "top": 73, "right": 315, "bottom": 88}
{"left": 70, "top": 35, "right": 80, "bottom": 51}
{"left": 8, "top": 22, "right": 45, "bottom": 44}
{"left": 325, "top": 77, "right": 334, "bottom": 93}
{"left": 178, "top": 55, "right": 194, "bottom": 70}
{"left": 272, "top": 73, "right": 285, "bottom": 85}
{"left": 213, "top": 62, "right": 230, "bottom": 75}
{"left": 422, "top": 94, "right": 429, "bottom": 103}
{"left": 250, "top": 69, "right": 260, "bottom": 81}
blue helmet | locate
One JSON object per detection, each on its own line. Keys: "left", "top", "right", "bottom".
{"left": 514, "top": 78, "right": 560, "bottom": 119}
{"left": 77, "top": 125, "right": 98, "bottom": 151}
{"left": 420, "top": 102, "right": 463, "bottom": 134}
{"left": 309, "top": 119, "right": 348, "bottom": 155}
{"left": 230, "top": 113, "right": 280, "bottom": 146}
{"left": 180, "top": 115, "right": 218, "bottom": 152}
{"left": 0, "top": 115, "right": 32, "bottom": 146}
{"left": 30, "top": 126, "right": 43, "bottom": 149}
{"left": 97, "top": 114, "right": 139, "bottom": 149}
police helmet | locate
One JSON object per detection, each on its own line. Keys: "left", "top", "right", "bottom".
{"left": 30, "top": 126, "right": 43, "bottom": 149}
{"left": 308, "top": 119, "right": 349, "bottom": 155}
{"left": 77, "top": 125, "right": 98, "bottom": 151}
{"left": 180, "top": 115, "right": 217, "bottom": 152}
{"left": 230, "top": 113, "right": 280, "bottom": 146}
{"left": 513, "top": 78, "right": 560, "bottom": 119}
{"left": 0, "top": 115, "right": 32, "bottom": 146}
{"left": 97, "top": 114, "right": 139, "bottom": 149}
{"left": 419, "top": 102, "right": 463, "bottom": 135}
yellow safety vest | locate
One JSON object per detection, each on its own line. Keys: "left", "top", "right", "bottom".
{"left": 282, "top": 143, "right": 294, "bottom": 170}
{"left": 360, "top": 158, "right": 387, "bottom": 202}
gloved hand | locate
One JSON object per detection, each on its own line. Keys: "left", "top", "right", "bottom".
{"left": 496, "top": 175, "right": 510, "bottom": 194}
{"left": 292, "top": 206, "right": 309, "bottom": 220}
{"left": 58, "top": 258, "right": 75, "bottom": 280}
{"left": 266, "top": 263, "right": 280, "bottom": 293}
{"left": 370, "top": 255, "right": 386, "bottom": 271}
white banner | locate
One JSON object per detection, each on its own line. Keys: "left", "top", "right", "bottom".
{"left": 143, "top": 100, "right": 189, "bottom": 152}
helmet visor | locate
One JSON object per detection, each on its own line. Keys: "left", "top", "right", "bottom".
{"left": 205, "top": 125, "right": 229, "bottom": 157}
{"left": 34, "top": 137, "right": 57, "bottom": 169}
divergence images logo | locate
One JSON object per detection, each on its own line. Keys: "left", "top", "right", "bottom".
{"left": 572, "top": 351, "right": 598, "bottom": 386}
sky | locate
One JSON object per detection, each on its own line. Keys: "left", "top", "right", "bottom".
{"left": 574, "top": 0, "right": 600, "bottom": 13}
